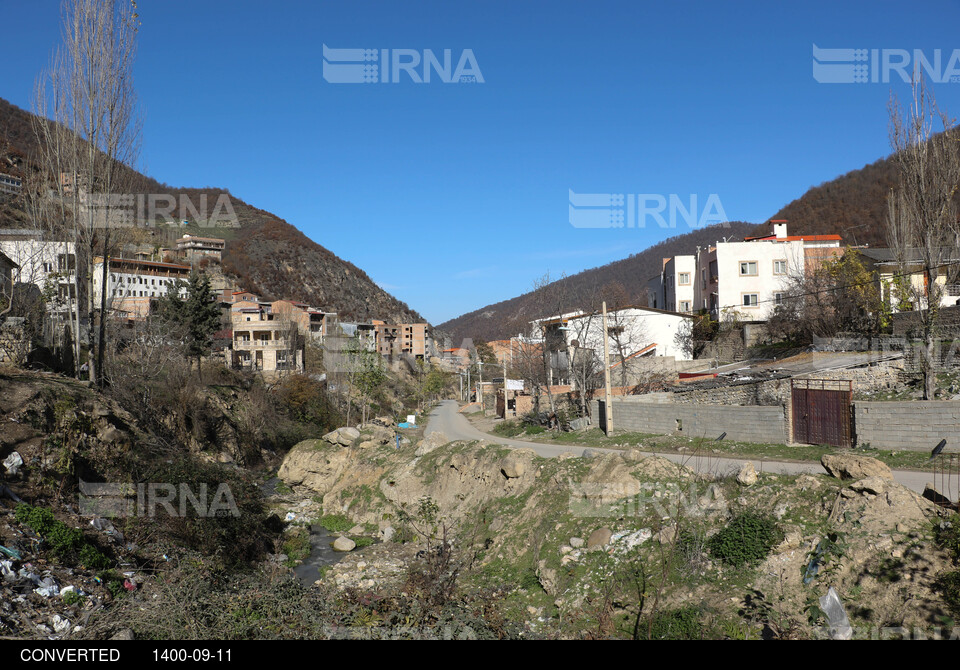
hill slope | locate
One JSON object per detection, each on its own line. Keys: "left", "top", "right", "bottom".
{"left": 440, "top": 132, "right": 960, "bottom": 343}
{"left": 438, "top": 221, "right": 761, "bottom": 343}
{"left": 0, "top": 96, "right": 423, "bottom": 324}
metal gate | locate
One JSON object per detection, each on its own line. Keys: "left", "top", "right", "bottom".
{"left": 791, "top": 379, "right": 852, "bottom": 448}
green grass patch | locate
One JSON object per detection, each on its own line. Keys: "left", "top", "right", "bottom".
{"left": 15, "top": 503, "right": 112, "bottom": 569}
{"left": 282, "top": 526, "right": 312, "bottom": 567}
{"left": 708, "top": 511, "right": 783, "bottom": 568}
{"left": 317, "top": 514, "right": 353, "bottom": 533}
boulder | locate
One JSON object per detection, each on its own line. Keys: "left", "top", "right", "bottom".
{"left": 336, "top": 427, "right": 361, "bottom": 446}
{"left": 537, "top": 561, "right": 558, "bottom": 595}
{"left": 333, "top": 536, "right": 356, "bottom": 552}
{"left": 569, "top": 537, "right": 584, "bottom": 548}
{"left": 414, "top": 431, "right": 449, "bottom": 456}
{"left": 821, "top": 454, "right": 893, "bottom": 481}
{"left": 501, "top": 456, "right": 526, "bottom": 479}
{"left": 587, "top": 527, "right": 612, "bottom": 549}
{"left": 850, "top": 476, "right": 888, "bottom": 496}
{"left": 736, "top": 462, "right": 757, "bottom": 486}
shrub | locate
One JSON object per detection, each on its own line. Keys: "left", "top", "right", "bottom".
{"left": 15, "top": 503, "right": 112, "bottom": 569}
{"left": 318, "top": 514, "right": 353, "bottom": 533}
{"left": 647, "top": 606, "right": 705, "bottom": 640}
{"left": 708, "top": 511, "right": 783, "bottom": 567}
{"left": 936, "top": 571, "right": 960, "bottom": 617}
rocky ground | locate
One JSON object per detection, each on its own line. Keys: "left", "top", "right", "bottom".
{"left": 274, "top": 417, "right": 960, "bottom": 639}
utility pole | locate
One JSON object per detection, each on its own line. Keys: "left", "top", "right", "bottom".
{"left": 503, "top": 354, "right": 509, "bottom": 417}
{"left": 477, "top": 359, "right": 484, "bottom": 412}
{"left": 602, "top": 301, "right": 613, "bottom": 436}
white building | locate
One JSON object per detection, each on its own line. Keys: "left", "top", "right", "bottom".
{"left": 93, "top": 257, "right": 191, "bottom": 319}
{"left": 0, "top": 238, "right": 77, "bottom": 316}
{"left": 536, "top": 306, "right": 694, "bottom": 387}
{"left": 660, "top": 255, "right": 696, "bottom": 313}
{"left": 650, "top": 221, "right": 842, "bottom": 322}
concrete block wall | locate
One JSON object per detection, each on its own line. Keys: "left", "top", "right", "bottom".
{"left": 590, "top": 399, "right": 787, "bottom": 444}
{"left": 854, "top": 401, "right": 960, "bottom": 451}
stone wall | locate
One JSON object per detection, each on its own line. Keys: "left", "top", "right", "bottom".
{"left": 855, "top": 400, "right": 960, "bottom": 451}
{"left": 893, "top": 304, "right": 960, "bottom": 338}
{"left": 590, "top": 398, "right": 787, "bottom": 444}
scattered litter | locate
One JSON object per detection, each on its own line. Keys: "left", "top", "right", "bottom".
{"left": 1, "top": 560, "right": 16, "bottom": 582}
{"left": 3, "top": 452, "right": 23, "bottom": 475}
{"left": 34, "top": 576, "right": 60, "bottom": 598}
{"left": 819, "top": 587, "right": 852, "bottom": 640}
{"left": 18, "top": 568, "right": 41, "bottom": 585}
{"left": 0, "top": 545, "right": 21, "bottom": 560}
{"left": 0, "top": 485, "right": 22, "bottom": 502}
{"left": 51, "top": 614, "right": 71, "bottom": 634}
{"left": 610, "top": 529, "right": 653, "bottom": 551}
{"left": 285, "top": 512, "right": 297, "bottom": 522}
{"left": 122, "top": 579, "right": 136, "bottom": 592}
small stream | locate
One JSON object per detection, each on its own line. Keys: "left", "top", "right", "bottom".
{"left": 293, "top": 524, "right": 344, "bottom": 586}
{"left": 262, "top": 477, "right": 347, "bottom": 586}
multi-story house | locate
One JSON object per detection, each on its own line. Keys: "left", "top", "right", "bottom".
{"left": 651, "top": 221, "right": 841, "bottom": 321}
{"left": 651, "top": 255, "right": 696, "bottom": 313}
{"left": 175, "top": 234, "right": 225, "bottom": 263}
{"left": 0, "top": 173, "right": 22, "bottom": 196}
{"left": 93, "top": 257, "right": 191, "bottom": 319}
{"left": 0, "top": 238, "right": 78, "bottom": 319}
{"left": 271, "top": 299, "right": 336, "bottom": 341}
{"left": 230, "top": 301, "right": 304, "bottom": 374}
{"left": 375, "top": 322, "right": 431, "bottom": 359}
{"left": 536, "top": 306, "right": 693, "bottom": 388}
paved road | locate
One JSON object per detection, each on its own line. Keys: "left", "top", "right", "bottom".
{"left": 425, "top": 400, "right": 934, "bottom": 494}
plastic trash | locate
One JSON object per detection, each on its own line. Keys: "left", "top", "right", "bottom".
{"left": 285, "top": 512, "right": 297, "bottom": 522}
{"left": 52, "top": 614, "right": 70, "bottom": 634}
{"left": 0, "top": 485, "right": 22, "bottom": 502}
{"left": 0, "top": 545, "right": 21, "bottom": 560}
{"left": 1, "top": 560, "right": 16, "bottom": 582}
{"left": 123, "top": 579, "right": 136, "bottom": 592}
{"left": 819, "top": 587, "right": 852, "bottom": 640}
{"left": 35, "top": 576, "right": 60, "bottom": 598}
{"left": 3, "top": 452, "right": 23, "bottom": 475}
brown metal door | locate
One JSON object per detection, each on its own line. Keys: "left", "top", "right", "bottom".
{"left": 791, "top": 379, "right": 852, "bottom": 447}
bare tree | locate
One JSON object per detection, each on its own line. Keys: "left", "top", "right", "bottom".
{"left": 33, "top": 0, "right": 142, "bottom": 385}
{"left": 887, "top": 74, "right": 960, "bottom": 399}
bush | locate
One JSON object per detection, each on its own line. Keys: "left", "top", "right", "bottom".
{"left": 936, "top": 571, "right": 960, "bottom": 617}
{"left": 318, "top": 514, "right": 353, "bottom": 533}
{"left": 708, "top": 511, "right": 783, "bottom": 567}
{"left": 133, "top": 458, "right": 275, "bottom": 568}
{"left": 647, "top": 606, "right": 705, "bottom": 640}
{"left": 15, "top": 503, "right": 112, "bottom": 569}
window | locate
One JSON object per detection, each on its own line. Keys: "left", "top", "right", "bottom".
{"left": 774, "top": 259, "right": 787, "bottom": 275}
{"left": 679, "top": 300, "right": 691, "bottom": 312}
{"left": 740, "top": 261, "right": 758, "bottom": 276}
{"left": 678, "top": 272, "right": 690, "bottom": 285}
{"left": 742, "top": 294, "right": 758, "bottom": 307}
{"left": 774, "top": 292, "right": 784, "bottom": 305}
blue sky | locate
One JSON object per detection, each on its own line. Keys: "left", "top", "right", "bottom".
{"left": 5, "top": 0, "right": 960, "bottom": 324}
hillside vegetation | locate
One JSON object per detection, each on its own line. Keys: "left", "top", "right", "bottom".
{"left": 0, "top": 96, "right": 422, "bottom": 324}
